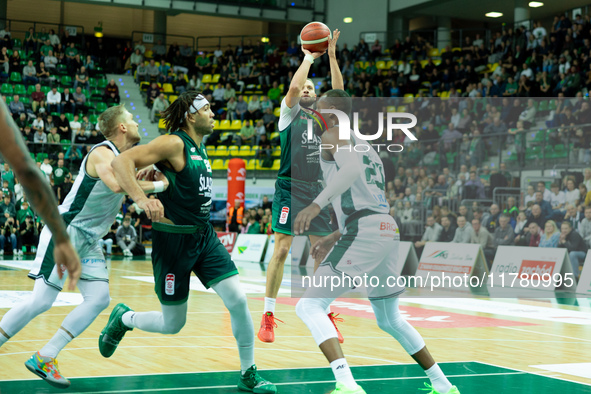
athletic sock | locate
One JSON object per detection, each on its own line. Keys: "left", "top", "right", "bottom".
{"left": 330, "top": 358, "right": 357, "bottom": 389}
{"left": 121, "top": 311, "right": 135, "bottom": 328}
{"left": 425, "top": 363, "right": 452, "bottom": 394}
{"left": 239, "top": 343, "right": 255, "bottom": 375}
{"left": 39, "top": 328, "right": 72, "bottom": 359}
{"left": 0, "top": 331, "right": 8, "bottom": 347}
{"left": 263, "top": 297, "right": 276, "bottom": 314}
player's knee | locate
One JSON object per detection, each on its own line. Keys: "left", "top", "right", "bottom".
{"left": 274, "top": 243, "right": 290, "bottom": 261}
{"left": 163, "top": 317, "right": 186, "bottom": 334}
{"left": 295, "top": 298, "right": 319, "bottom": 322}
{"left": 224, "top": 290, "right": 247, "bottom": 313}
{"left": 93, "top": 295, "right": 111, "bottom": 313}
{"left": 31, "top": 297, "right": 54, "bottom": 315}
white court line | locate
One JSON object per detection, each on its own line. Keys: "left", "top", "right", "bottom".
{"left": 476, "top": 361, "right": 591, "bottom": 387}
{"left": 65, "top": 371, "right": 527, "bottom": 394}
{"left": 0, "top": 345, "right": 399, "bottom": 364}
{"left": 500, "top": 326, "right": 591, "bottom": 343}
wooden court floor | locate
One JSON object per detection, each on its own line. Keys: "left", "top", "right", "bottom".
{"left": 1, "top": 255, "right": 591, "bottom": 393}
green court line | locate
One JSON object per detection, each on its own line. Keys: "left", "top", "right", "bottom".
{"left": 0, "top": 362, "right": 589, "bottom": 393}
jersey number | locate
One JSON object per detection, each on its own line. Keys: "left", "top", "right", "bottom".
{"left": 363, "top": 155, "right": 385, "bottom": 191}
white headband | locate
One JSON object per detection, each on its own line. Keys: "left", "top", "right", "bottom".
{"left": 184, "top": 95, "right": 210, "bottom": 119}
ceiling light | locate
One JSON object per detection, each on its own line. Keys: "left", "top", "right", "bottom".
{"left": 529, "top": 2, "right": 543, "bottom": 7}
{"left": 485, "top": 12, "right": 503, "bottom": 18}
{"left": 343, "top": 17, "right": 353, "bottom": 23}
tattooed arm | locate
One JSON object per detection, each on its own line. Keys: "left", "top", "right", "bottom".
{"left": 0, "top": 99, "right": 81, "bottom": 290}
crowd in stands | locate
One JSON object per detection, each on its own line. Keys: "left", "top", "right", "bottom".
{"left": 226, "top": 196, "right": 274, "bottom": 236}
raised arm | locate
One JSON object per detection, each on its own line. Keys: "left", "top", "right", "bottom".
{"left": 285, "top": 47, "right": 325, "bottom": 108}
{"left": 328, "top": 30, "right": 344, "bottom": 90}
{"left": 0, "top": 99, "right": 80, "bottom": 289}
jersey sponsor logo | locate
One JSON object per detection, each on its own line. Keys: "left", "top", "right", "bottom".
{"left": 279, "top": 207, "right": 289, "bottom": 224}
{"left": 165, "top": 274, "right": 175, "bottom": 295}
{"left": 190, "top": 147, "right": 196, "bottom": 152}
{"left": 191, "top": 154, "right": 203, "bottom": 161}
{"left": 379, "top": 222, "right": 399, "bottom": 233}
{"left": 204, "top": 159, "right": 212, "bottom": 172}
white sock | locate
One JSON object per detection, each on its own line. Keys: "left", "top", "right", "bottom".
{"left": 425, "top": 364, "right": 452, "bottom": 393}
{"left": 239, "top": 345, "right": 255, "bottom": 375}
{"left": 122, "top": 311, "right": 135, "bottom": 328}
{"left": 0, "top": 332, "right": 8, "bottom": 347}
{"left": 330, "top": 358, "right": 357, "bottom": 389}
{"left": 264, "top": 297, "right": 276, "bottom": 314}
{"left": 39, "top": 328, "right": 72, "bottom": 358}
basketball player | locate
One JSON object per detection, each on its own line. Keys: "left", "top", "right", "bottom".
{"left": 0, "top": 99, "right": 80, "bottom": 290}
{"left": 293, "top": 90, "right": 460, "bottom": 394}
{"left": 259, "top": 29, "right": 345, "bottom": 343}
{"left": 0, "top": 105, "right": 168, "bottom": 389}
{"left": 101, "top": 91, "right": 276, "bottom": 393}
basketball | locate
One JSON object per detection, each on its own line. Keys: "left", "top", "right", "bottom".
{"left": 300, "top": 21, "right": 331, "bottom": 53}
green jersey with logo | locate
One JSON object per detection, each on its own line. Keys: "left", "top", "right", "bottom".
{"left": 278, "top": 98, "right": 323, "bottom": 183}
{"left": 156, "top": 131, "right": 212, "bottom": 226}
{"left": 52, "top": 166, "right": 70, "bottom": 186}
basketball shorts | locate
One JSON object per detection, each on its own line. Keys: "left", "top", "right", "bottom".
{"left": 311, "top": 210, "right": 405, "bottom": 300}
{"left": 28, "top": 225, "right": 108, "bottom": 291}
{"left": 271, "top": 177, "right": 332, "bottom": 236}
{"left": 151, "top": 222, "right": 239, "bottom": 305}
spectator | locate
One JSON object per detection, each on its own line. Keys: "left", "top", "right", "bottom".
{"left": 151, "top": 93, "right": 169, "bottom": 124}
{"left": 145, "top": 59, "right": 160, "bottom": 82}
{"left": 56, "top": 113, "right": 72, "bottom": 139}
{"left": 174, "top": 71, "right": 188, "bottom": 94}
{"left": 227, "top": 200, "right": 243, "bottom": 232}
{"left": 44, "top": 49, "right": 58, "bottom": 70}
{"left": 235, "top": 120, "right": 255, "bottom": 146}
{"left": 151, "top": 39, "right": 166, "bottom": 62}
{"left": 226, "top": 96, "right": 237, "bottom": 121}
{"left": 235, "top": 95, "right": 248, "bottom": 122}
{"left": 452, "top": 215, "right": 474, "bottom": 243}
{"left": 514, "top": 212, "right": 528, "bottom": 236}
{"left": 516, "top": 222, "right": 542, "bottom": 248}
{"left": 31, "top": 114, "right": 44, "bottom": 134}
{"left": 104, "top": 79, "right": 120, "bottom": 104}
{"left": 46, "top": 127, "right": 60, "bottom": 155}
{"left": 471, "top": 218, "right": 495, "bottom": 264}
{"left": 135, "top": 61, "right": 147, "bottom": 83}
{"left": 437, "top": 216, "right": 456, "bottom": 242}
{"left": 18, "top": 214, "right": 38, "bottom": 249}
{"left": 129, "top": 48, "right": 143, "bottom": 72}
{"left": 9, "top": 95, "right": 25, "bottom": 119}
{"left": 558, "top": 221, "right": 587, "bottom": 278}
{"left": 46, "top": 86, "right": 62, "bottom": 114}
{"left": 0, "top": 215, "right": 18, "bottom": 255}
{"left": 563, "top": 203, "right": 583, "bottom": 231}
{"left": 578, "top": 206, "right": 591, "bottom": 248}
{"left": 492, "top": 214, "right": 515, "bottom": 249}
{"left": 31, "top": 84, "right": 45, "bottom": 113}
{"left": 74, "top": 66, "right": 90, "bottom": 90}
{"left": 22, "top": 60, "right": 38, "bottom": 87}
{"left": 72, "top": 86, "right": 87, "bottom": 114}
{"left": 565, "top": 178, "right": 581, "bottom": 206}
{"left": 70, "top": 114, "right": 81, "bottom": 138}
{"left": 549, "top": 182, "right": 566, "bottom": 214}
{"left": 539, "top": 220, "right": 560, "bottom": 248}
{"left": 116, "top": 216, "right": 137, "bottom": 257}
{"left": 61, "top": 87, "right": 75, "bottom": 113}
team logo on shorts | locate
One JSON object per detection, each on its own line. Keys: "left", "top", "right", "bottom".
{"left": 279, "top": 207, "right": 289, "bottom": 224}
{"left": 165, "top": 274, "right": 175, "bottom": 295}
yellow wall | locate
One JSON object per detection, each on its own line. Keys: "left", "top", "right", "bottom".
{"left": 7, "top": 0, "right": 265, "bottom": 44}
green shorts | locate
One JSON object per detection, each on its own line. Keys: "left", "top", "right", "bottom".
{"left": 152, "top": 222, "right": 239, "bottom": 305}
{"left": 272, "top": 177, "right": 332, "bottom": 236}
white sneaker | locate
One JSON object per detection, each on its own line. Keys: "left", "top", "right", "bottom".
{"left": 13, "top": 249, "right": 18, "bottom": 256}
{"left": 123, "top": 249, "right": 133, "bottom": 257}
{"left": 18, "top": 249, "right": 23, "bottom": 255}
{"left": 0, "top": 250, "right": 4, "bottom": 255}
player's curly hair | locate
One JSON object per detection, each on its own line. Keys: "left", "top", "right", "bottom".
{"left": 161, "top": 90, "right": 204, "bottom": 134}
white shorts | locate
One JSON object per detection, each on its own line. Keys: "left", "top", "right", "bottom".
{"left": 309, "top": 212, "right": 405, "bottom": 300}
{"left": 28, "top": 226, "right": 108, "bottom": 291}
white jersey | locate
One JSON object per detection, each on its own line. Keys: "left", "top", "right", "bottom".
{"left": 59, "top": 141, "right": 124, "bottom": 242}
{"left": 320, "top": 133, "right": 389, "bottom": 231}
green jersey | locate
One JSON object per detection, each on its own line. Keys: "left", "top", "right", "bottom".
{"left": 277, "top": 98, "right": 324, "bottom": 182}
{"left": 156, "top": 131, "right": 212, "bottom": 226}
{"left": 52, "top": 166, "right": 69, "bottom": 186}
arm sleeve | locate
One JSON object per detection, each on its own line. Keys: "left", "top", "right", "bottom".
{"left": 313, "top": 148, "right": 362, "bottom": 210}
{"left": 278, "top": 97, "right": 300, "bottom": 132}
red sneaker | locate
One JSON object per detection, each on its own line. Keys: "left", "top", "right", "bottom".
{"left": 257, "top": 312, "right": 284, "bottom": 343}
{"left": 328, "top": 312, "right": 344, "bottom": 343}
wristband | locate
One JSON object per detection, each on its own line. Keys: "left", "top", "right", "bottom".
{"left": 304, "top": 54, "right": 315, "bottom": 64}
{"left": 153, "top": 181, "right": 165, "bottom": 193}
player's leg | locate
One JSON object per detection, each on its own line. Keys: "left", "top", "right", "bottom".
{"left": 0, "top": 278, "right": 59, "bottom": 347}
{"left": 26, "top": 280, "right": 110, "bottom": 388}
{"left": 295, "top": 265, "right": 363, "bottom": 394}
{"left": 259, "top": 232, "right": 291, "bottom": 342}
{"left": 212, "top": 275, "right": 276, "bottom": 393}
{"left": 308, "top": 233, "right": 344, "bottom": 343}
{"left": 370, "top": 297, "right": 458, "bottom": 394}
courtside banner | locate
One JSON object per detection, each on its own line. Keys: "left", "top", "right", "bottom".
{"left": 576, "top": 251, "right": 591, "bottom": 295}
{"left": 489, "top": 246, "right": 576, "bottom": 292}
{"left": 231, "top": 234, "right": 269, "bottom": 263}
{"left": 216, "top": 232, "right": 237, "bottom": 253}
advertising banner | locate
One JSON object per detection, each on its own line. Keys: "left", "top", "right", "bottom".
{"left": 216, "top": 232, "right": 237, "bottom": 253}
{"left": 231, "top": 234, "right": 269, "bottom": 262}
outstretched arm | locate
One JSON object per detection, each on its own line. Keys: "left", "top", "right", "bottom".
{"left": 328, "top": 30, "right": 344, "bottom": 90}
{"left": 0, "top": 99, "right": 80, "bottom": 289}
{"left": 111, "top": 134, "right": 184, "bottom": 221}
{"left": 285, "top": 47, "right": 325, "bottom": 108}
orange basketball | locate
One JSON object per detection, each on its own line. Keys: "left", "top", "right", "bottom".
{"left": 300, "top": 22, "right": 331, "bottom": 53}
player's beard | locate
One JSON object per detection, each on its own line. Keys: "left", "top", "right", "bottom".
{"left": 299, "top": 96, "right": 316, "bottom": 108}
